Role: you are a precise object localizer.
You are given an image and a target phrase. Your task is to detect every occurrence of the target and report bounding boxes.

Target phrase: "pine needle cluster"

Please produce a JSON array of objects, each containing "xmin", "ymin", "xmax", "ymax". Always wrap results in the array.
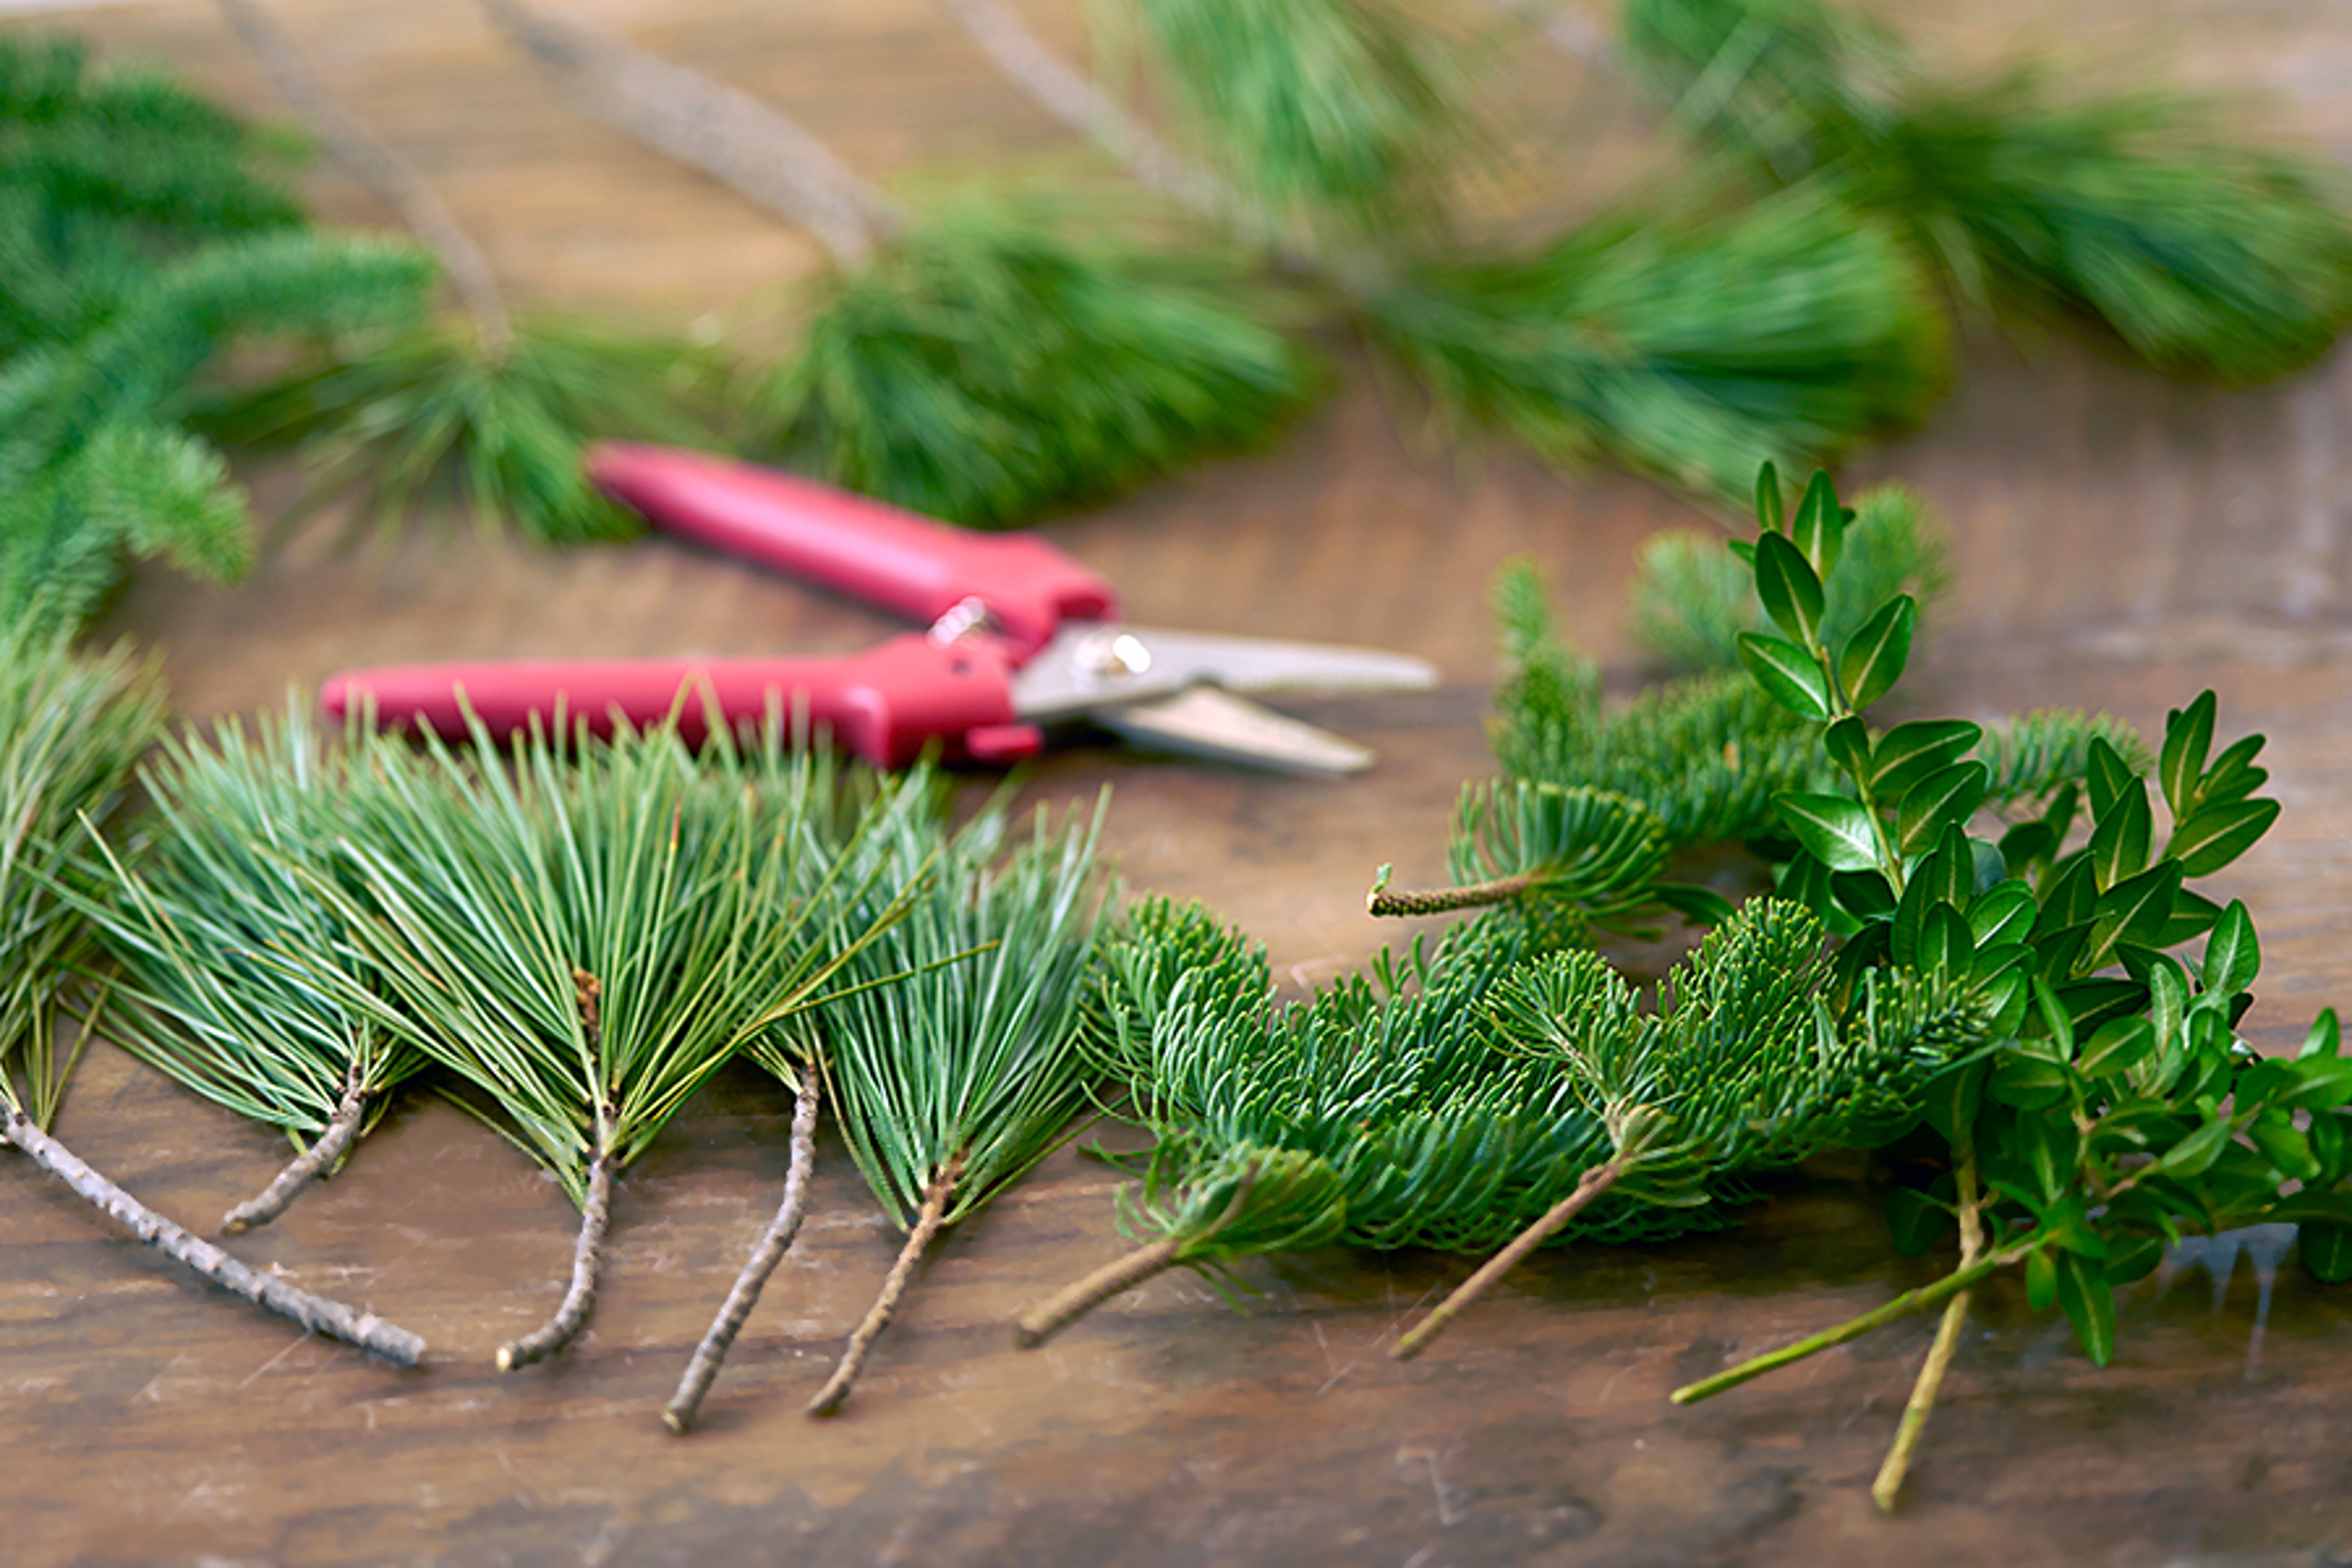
[
  {"xmin": 1622, "ymin": 0, "xmax": 2352, "ymax": 382},
  {"xmin": 1363, "ymin": 184, "xmax": 1948, "ymax": 503},
  {"xmin": 752, "ymin": 198, "xmax": 1322, "ymax": 529}
]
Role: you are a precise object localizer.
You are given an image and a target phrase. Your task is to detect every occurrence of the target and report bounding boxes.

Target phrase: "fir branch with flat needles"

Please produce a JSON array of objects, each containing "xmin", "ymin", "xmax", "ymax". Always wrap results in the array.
[
  {"xmin": 289, "ymin": 709, "xmax": 900, "ymax": 1369},
  {"xmin": 1391, "ymin": 900, "xmax": 1984, "ymax": 1357},
  {"xmin": 1620, "ymin": 0, "xmax": 2352, "ymax": 382},
  {"xmin": 199, "ymin": 0, "xmax": 722, "ymax": 544},
  {"xmin": 1015, "ymin": 901, "xmax": 1629, "ymax": 1348},
  {"xmin": 0, "ymin": 629, "xmax": 423, "ymax": 1362},
  {"xmin": 1629, "ymin": 483, "xmax": 1947, "ymax": 676},
  {"xmin": 1365, "ymin": 779, "xmax": 1670, "ymax": 926},
  {"xmin": 806, "ymin": 791, "xmax": 1113, "ymax": 1412},
  {"xmin": 74, "ymin": 701, "xmax": 429, "ymax": 1234},
  {"xmin": 1363, "ymin": 182, "xmax": 1947, "ymax": 504}
]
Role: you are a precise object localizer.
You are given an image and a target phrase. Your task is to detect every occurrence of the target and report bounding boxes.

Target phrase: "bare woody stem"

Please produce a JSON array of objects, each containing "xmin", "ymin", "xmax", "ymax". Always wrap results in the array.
[
  {"xmin": 1872, "ymin": 1143, "xmax": 1985, "ymax": 1513},
  {"xmin": 213, "ymin": 0, "xmax": 513, "ymax": 356},
  {"xmin": 663, "ymin": 1074, "xmax": 823, "ymax": 1433},
  {"xmin": 1012, "ymin": 1238, "xmax": 1180, "ymax": 1349},
  {"xmin": 1673, "ymin": 1244, "xmax": 2021, "ymax": 1406},
  {"xmin": 1, "ymin": 1102, "xmax": 425, "ymax": 1365},
  {"xmin": 1392, "ymin": 1155, "xmax": 1624, "ymax": 1361},
  {"xmin": 221, "ymin": 1055, "xmax": 370, "ymax": 1235},
  {"xmin": 503, "ymin": 974, "xmax": 616, "ymax": 1373},
  {"xmin": 1368, "ymin": 870, "xmax": 1544, "ymax": 918},
  {"xmin": 806, "ymin": 1152, "xmax": 964, "ymax": 1417},
  {"xmin": 470, "ymin": 0, "xmax": 897, "ymax": 265}
]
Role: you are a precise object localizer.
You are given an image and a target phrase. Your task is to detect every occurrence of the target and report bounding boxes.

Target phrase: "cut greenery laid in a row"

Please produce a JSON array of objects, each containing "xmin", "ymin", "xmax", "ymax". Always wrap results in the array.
[{"xmin": 1019, "ymin": 462, "xmax": 2343, "ymax": 1514}]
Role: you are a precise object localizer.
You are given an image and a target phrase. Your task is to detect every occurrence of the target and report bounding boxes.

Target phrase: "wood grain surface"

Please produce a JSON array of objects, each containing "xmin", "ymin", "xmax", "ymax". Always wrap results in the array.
[{"xmin": 8, "ymin": 2, "xmax": 2352, "ymax": 1564}]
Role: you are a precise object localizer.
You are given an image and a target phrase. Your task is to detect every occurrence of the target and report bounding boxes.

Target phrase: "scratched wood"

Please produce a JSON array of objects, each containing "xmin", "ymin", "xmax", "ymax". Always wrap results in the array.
[{"xmin": 7, "ymin": 1, "xmax": 2352, "ymax": 1564}]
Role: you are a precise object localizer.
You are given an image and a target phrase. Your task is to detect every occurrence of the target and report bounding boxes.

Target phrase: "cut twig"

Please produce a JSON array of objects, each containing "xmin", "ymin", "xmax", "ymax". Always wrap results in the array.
[
  {"xmin": 1392, "ymin": 1154, "xmax": 1624, "ymax": 1360},
  {"xmin": 497, "ymin": 1129, "xmax": 614, "ymax": 1370},
  {"xmin": 2, "ymin": 1102, "xmax": 425, "ymax": 1365},
  {"xmin": 1013, "ymin": 1238, "xmax": 1180, "ymax": 1349},
  {"xmin": 664, "ymin": 1074, "xmax": 823, "ymax": 1433},
  {"xmin": 221, "ymin": 1055, "xmax": 369, "ymax": 1235},
  {"xmin": 1872, "ymin": 1145, "xmax": 1984, "ymax": 1512},
  {"xmin": 807, "ymin": 1152, "xmax": 963, "ymax": 1417},
  {"xmin": 471, "ymin": 0, "xmax": 896, "ymax": 263},
  {"xmin": 1367, "ymin": 870, "xmax": 1542, "ymax": 918},
  {"xmin": 214, "ymin": 0, "xmax": 511, "ymax": 355}
]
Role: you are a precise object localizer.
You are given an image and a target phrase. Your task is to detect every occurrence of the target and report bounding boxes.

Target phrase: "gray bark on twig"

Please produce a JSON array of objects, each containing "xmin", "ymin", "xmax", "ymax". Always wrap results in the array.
[
  {"xmin": 2, "ymin": 1103, "xmax": 426, "ymax": 1365},
  {"xmin": 806, "ymin": 1152, "xmax": 963, "ymax": 1417},
  {"xmin": 663, "ymin": 1074, "xmax": 822, "ymax": 1433},
  {"xmin": 215, "ymin": 0, "xmax": 513, "ymax": 354},
  {"xmin": 472, "ymin": 0, "xmax": 897, "ymax": 265},
  {"xmin": 221, "ymin": 1056, "xmax": 370, "ymax": 1235}
]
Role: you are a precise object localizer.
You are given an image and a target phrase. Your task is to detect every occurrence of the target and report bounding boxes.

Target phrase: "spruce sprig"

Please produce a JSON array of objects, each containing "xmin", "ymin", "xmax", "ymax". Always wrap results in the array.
[
  {"xmin": 803, "ymin": 790, "xmax": 1114, "ymax": 1414},
  {"xmin": 76, "ymin": 700, "xmax": 428, "ymax": 1233},
  {"xmin": 290, "ymin": 709, "xmax": 893, "ymax": 1369}
]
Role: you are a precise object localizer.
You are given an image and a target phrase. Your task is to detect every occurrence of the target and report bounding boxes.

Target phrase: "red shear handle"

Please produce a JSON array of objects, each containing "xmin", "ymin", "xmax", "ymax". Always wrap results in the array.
[
  {"xmin": 320, "ymin": 635, "xmax": 1044, "ymax": 768},
  {"xmin": 586, "ymin": 443, "xmax": 1119, "ymax": 658}
]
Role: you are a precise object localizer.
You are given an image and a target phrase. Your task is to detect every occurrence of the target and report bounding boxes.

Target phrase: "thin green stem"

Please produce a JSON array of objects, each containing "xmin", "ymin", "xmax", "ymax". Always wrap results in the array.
[
  {"xmin": 1392, "ymin": 1156, "xmax": 1626, "ymax": 1360},
  {"xmin": 1672, "ymin": 1243, "xmax": 2020, "ymax": 1406},
  {"xmin": 1871, "ymin": 1142, "xmax": 1983, "ymax": 1512}
]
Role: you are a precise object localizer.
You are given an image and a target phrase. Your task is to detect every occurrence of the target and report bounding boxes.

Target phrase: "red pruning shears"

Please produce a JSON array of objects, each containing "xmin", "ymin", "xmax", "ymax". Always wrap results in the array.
[{"xmin": 322, "ymin": 444, "xmax": 1437, "ymax": 774}]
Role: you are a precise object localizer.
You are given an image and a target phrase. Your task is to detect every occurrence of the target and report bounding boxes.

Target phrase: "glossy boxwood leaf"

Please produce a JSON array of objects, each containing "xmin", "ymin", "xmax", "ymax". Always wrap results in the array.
[
  {"xmin": 2310, "ymin": 1109, "xmax": 2350, "ymax": 1184},
  {"xmin": 1754, "ymin": 460, "xmax": 1785, "ymax": 533},
  {"xmin": 1790, "ymin": 469, "xmax": 1841, "ymax": 571},
  {"xmin": 2033, "ymin": 856, "xmax": 2098, "ymax": 938},
  {"xmin": 2078, "ymin": 1016, "xmax": 2155, "ymax": 1080},
  {"xmin": 2081, "ymin": 861, "xmax": 2183, "ymax": 973},
  {"xmin": 2158, "ymin": 691, "xmax": 2217, "ymax": 820},
  {"xmin": 1885, "ymin": 1187, "xmax": 1952, "ymax": 1256},
  {"xmin": 2153, "ymin": 1115, "xmax": 2234, "ymax": 1178},
  {"xmin": 2201, "ymin": 899, "xmax": 2259, "ymax": 996},
  {"xmin": 1989, "ymin": 1051, "xmax": 2073, "ymax": 1111},
  {"xmin": 2196, "ymin": 734, "xmax": 2269, "ymax": 807},
  {"xmin": 2052, "ymin": 978, "xmax": 2147, "ymax": 1036},
  {"xmin": 2088, "ymin": 780, "xmax": 2152, "ymax": 891},
  {"xmin": 2301, "ymin": 1008, "xmax": 2343, "ymax": 1061},
  {"xmin": 1823, "ymin": 715, "xmax": 1872, "ymax": 780},
  {"xmin": 2168, "ymin": 798, "xmax": 2281, "ymax": 878},
  {"xmin": 2033, "ymin": 921, "xmax": 2090, "ymax": 982},
  {"xmin": 1777, "ymin": 849, "xmax": 1837, "ymax": 921},
  {"xmin": 1968, "ymin": 882, "xmax": 2037, "ymax": 948},
  {"xmin": 2085, "ymin": 737, "xmax": 2137, "ymax": 821},
  {"xmin": 1871, "ymin": 720, "xmax": 1981, "ymax": 798},
  {"xmin": 1999, "ymin": 820, "xmax": 2058, "ymax": 876},
  {"xmin": 1919, "ymin": 903, "xmax": 1974, "ymax": 977},
  {"xmin": 1738, "ymin": 633, "xmax": 1831, "ymax": 721},
  {"xmin": 2147, "ymin": 888, "xmax": 2222, "ymax": 949},
  {"xmin": 1830, "ymin": 868, "xmax": 1897, "ymax": 919},
  {"xmin": 1978, "ymin": 965, "xmax": 2033, "ymax": 1035},
  {"xmin": 2248, "ymin": 1110, "xmax": 2320, "ymax": 1181},
  {"xmin": 2281, "ymin": 1056, "xmax": 2352, "ymax": 1112},
  {"xmin": 2054, "ymin": 1251, "xmax": 2116, "ymax": 1366},
  {"xmin": 1754, "ymin": 532, "xmax": 1825, "ymax": 648},
  {"xmin": 2026, "ymin": 1246, "xmax": 2059, "ymax": 1311},
  {"xmin": 2300, "ymin": 1223, "xmax": 2352, "ymax": 1285},
  {"xmin": 2105, "ymin": 1235, "xmax": 2164, "ymax": 1286},
  {"xmin": 1836, "ymin": 595, "xmax": 1914, "ymax": 712},
  {"xmin": 1775, "ymin": 791, "xmax": 1880, "ymax": 872},
  {"xmin": 1921, "ymin": 1058, "xmax": 1988, "ymax": 1144},
  {"xmin": 1917, "ymin": 825, "xmax": 1976, "ymax": 908},
  {"xmin": 1897, "ymin": 761, "xmax": 1989, "ymax": 855}
]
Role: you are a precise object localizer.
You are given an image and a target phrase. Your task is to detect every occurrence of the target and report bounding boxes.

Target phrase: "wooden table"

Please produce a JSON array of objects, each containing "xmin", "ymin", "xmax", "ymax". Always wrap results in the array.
[{"xmin": 9, "ymin": 2, "xmax": 2352, "ymax": 1562}]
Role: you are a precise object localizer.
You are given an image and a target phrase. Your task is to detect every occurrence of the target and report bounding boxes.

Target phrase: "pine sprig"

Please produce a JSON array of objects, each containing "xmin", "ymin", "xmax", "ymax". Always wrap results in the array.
[
  {"xmin": 802, "ymin": 788, "xmax": 1114, "ymax": 1413},
  {"xmin": 1365, "ymin": 779, "xmax": 1671, "ymax": 929},
  {"xmin": 288, "ymin": 709, "xmax": 888, "ymax": 1368},
  {"xmin": 753, "ymin": 197, "xmax": 1321, "ymax": 529},
  {"xmin": 1363, "ymin": 184, "xmax": 1947, "ymax": 503},
  {"xmin": 1623, "ymin": 0, "xmax": 2352, "ymax": 382},
  {"xmin": 76, "ymin": 700, "xmax": 429, "ymax": 1233}
]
